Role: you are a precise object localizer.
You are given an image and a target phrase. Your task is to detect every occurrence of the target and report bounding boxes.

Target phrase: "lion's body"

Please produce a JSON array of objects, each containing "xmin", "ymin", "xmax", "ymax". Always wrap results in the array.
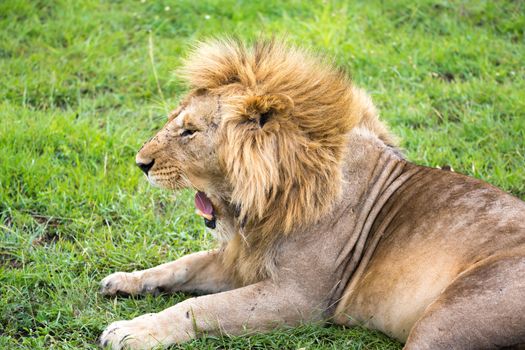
[
  {"xmin": 333, "ymin": 151, "xmax": 525, "ymax": 344},
  {"xmin": 99, "ymin": 39, "xmax": 525, "ymax": 350}
]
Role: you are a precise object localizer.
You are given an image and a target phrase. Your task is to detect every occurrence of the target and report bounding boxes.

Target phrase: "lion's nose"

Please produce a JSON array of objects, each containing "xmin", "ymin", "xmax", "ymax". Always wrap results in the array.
[{"xmin": 136, "ymin": 159, "xmax": 155, "ymax": 174}]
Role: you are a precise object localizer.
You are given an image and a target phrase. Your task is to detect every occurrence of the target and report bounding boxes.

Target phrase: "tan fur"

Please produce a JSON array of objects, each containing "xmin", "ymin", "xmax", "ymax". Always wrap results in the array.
[{"xmin": 100, "ymin": 39, "xmax": 525, "ymax": 350}]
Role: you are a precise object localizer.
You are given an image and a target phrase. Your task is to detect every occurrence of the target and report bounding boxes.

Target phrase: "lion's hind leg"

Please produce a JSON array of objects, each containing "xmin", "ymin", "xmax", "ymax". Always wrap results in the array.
[
  {"xmin": 405, "ymin": 253, "xmax": 525, "ymax": 350},
  {"xmin": 100, "ymin": 249, "xmax": 234, "ymax": 297}
]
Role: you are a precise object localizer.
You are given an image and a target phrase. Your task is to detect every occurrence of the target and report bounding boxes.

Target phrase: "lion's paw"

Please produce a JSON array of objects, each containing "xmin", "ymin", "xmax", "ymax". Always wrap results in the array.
[
  {"xmin": 100, "ymin": 272, "xmax": 142, "ymax": 296},
  {"xmin": 99, "ymin": 314, "xmax": 168, "ymax": 350}
]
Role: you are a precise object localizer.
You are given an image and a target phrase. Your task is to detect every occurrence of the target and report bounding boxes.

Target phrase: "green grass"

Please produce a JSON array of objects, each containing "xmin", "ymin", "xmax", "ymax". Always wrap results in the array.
[{"xmin": 1, "ymin": 0, "xmax": 524, "ymax": 348}]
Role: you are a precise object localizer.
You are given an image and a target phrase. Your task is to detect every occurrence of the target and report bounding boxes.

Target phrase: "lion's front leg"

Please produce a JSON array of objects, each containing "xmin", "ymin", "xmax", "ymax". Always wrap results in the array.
[
  {"xmin": 100, "ymin": 280, "xmax": 320, "ymax": 350},
  {"xmin": 100, "ymin": 249, "xmax": 233, "ymax": 296}
]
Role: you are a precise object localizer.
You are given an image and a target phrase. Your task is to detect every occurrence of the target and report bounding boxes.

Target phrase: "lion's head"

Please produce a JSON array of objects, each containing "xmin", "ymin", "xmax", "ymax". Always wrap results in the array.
[{"xmin": 136, "ymin": 39, "xmax": 394, "ymax": 281}]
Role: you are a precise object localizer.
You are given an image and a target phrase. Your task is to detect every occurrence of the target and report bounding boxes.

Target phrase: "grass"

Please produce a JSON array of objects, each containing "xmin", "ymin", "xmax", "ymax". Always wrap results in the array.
[{"xmin": 0, "ymin": 0, "xmax": 523, "ymax": 348}]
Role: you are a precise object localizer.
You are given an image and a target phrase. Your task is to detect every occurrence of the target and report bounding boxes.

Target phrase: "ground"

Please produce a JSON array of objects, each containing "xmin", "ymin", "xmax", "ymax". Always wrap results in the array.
[{"xmin": 1, "ymin": 0, "xmax": 524, "ymax": 349}]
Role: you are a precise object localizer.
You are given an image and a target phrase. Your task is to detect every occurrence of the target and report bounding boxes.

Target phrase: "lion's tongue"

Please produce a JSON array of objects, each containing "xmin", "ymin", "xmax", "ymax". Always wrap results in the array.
[{"xmin": 195, "ymin": 191, "xmax": 214, "ymax": 221}]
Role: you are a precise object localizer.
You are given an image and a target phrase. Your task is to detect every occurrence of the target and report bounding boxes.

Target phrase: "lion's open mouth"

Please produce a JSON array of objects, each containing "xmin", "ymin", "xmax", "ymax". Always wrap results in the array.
[{"xmin": 195, "ymin": 191, "xmax": 216, "ymax": 229}]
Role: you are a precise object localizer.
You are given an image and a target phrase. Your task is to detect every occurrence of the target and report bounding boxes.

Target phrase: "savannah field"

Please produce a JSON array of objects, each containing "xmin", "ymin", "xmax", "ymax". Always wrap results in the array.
[{"xmin": 1, "ymin": 0, "xmax": 524, "ymax": 349}]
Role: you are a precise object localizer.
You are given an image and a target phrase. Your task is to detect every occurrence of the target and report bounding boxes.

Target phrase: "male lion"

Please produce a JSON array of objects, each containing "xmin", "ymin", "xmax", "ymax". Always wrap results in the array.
[{"xmin": 100, "ymin": 39, "xmax": 525, "ymax": 349}]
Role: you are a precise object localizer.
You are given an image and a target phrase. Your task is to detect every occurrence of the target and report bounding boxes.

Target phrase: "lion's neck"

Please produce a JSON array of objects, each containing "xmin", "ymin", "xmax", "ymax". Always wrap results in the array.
[{"xmin": 325, "ymin": 129, "xmax": 415, "ymax": 314}]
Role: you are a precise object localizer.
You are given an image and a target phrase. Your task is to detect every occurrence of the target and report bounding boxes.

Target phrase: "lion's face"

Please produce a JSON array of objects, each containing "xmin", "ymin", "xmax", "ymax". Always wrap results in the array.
[{"xmin": 135, "ymin": 91, "xmax": 224, "ymax": 193}]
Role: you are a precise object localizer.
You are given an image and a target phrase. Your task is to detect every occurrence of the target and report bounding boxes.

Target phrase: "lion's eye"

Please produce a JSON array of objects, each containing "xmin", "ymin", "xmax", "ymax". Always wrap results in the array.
[{"xmin": 180, "ymin": 129, "xmax": 196, "ymax": 137}]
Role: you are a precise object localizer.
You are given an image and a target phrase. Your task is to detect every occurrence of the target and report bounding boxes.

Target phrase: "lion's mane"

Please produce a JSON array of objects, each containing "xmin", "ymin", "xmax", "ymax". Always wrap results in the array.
[{"xmin": 179, "ymin": 39, "xmax": 395, "ymax": 284}]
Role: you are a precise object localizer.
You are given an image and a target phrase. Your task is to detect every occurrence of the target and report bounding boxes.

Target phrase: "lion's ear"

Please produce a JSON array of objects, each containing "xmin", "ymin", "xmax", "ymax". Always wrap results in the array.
[
  {"xmin": 222, "ymin": 93, "xmax": 293, "ymax": 223},
  {"xmin": 243, "ymin": 94, "xmax": 293, "ymax": 128}
]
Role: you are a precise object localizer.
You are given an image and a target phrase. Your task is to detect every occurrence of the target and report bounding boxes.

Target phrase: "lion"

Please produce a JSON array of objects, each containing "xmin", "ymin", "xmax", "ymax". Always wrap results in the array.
[{"xmin": 99, "ymin": 39, "xmax": 525, "ymax": 349}]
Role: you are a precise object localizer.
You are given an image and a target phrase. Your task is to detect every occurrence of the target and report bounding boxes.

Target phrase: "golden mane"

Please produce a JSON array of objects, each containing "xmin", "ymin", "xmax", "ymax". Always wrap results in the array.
[{"xmin": 179, "ymin": 39, "xmax": 395, "ymax": 284}]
